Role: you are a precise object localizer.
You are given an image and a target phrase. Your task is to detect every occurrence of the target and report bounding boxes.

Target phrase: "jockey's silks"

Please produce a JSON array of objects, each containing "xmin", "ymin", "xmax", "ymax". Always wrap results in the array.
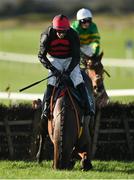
[
  {"xmin": 71, "ymin": 21, "xmax": 100, "ymax": 46},
  {"xmin": 48, "ymin": 38, "xmax": 71, "ymax": 57}
]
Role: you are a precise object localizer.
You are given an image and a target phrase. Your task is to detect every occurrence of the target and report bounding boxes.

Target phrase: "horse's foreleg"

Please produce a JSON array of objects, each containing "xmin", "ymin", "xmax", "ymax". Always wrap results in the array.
[
  {"xmin": 80, "ymin": 148, "xmax": 93, "ymax": 171},
  {"xmin": 53, "ymin": 130, "xmax": 60, "ymax": 169},
  {"xmin": 79, "ymin": 116, "xmax": 93, "ymax": 171},
  {"xmin": 36, "ymin": 133, "xmax": 43, "ymax": 163},
  {"xmin": 36, "ymin": 120, "xmax": 48, "ymax": 163}
]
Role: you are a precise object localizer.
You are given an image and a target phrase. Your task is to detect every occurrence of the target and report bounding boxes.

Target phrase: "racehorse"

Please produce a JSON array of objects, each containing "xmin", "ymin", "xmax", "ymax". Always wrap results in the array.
[
  {"xmin": 81, "ymin": 52, "xmax": 110, "ymax": 109},
  {"xmin": 36, "ymin": 75, "xmax": 93, "ymax": 170}
]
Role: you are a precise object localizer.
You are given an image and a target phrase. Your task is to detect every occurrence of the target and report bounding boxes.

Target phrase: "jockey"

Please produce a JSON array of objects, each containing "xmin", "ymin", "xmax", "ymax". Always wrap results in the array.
[
  {"xmin": 72, "ymin": 9, "xmax": 109, "ymax": 108},
  {"xmin": 71, "ymin": 8, "xmax": 101, "ymax": 58},
  {"xmin": 38, "ymin": 14, "xmax": 94, "ymax": 125}
]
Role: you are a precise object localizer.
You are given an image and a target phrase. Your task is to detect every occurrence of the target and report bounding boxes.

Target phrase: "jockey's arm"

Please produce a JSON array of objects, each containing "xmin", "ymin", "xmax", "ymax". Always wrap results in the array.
[
  {"xmin": 38, "ymin": 29, "xmax": 58, "ymax": 73},
  {"xmin": 66, "ymin": 29, "xmax": 80, "ymax": 74},
  {"xmin": 89, "ymin": 23, "xmax": 101, "ymax": 56}
]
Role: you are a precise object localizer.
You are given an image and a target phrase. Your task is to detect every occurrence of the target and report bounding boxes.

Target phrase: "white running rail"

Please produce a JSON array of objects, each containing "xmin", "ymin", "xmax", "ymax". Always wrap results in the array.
[
  {"xmin": 0, "ymin": 51, "xmax": 134, "ymax": 67},
  {"xmin": 0, "ymin": 89, "xmax": 134, "ymax": 101}
]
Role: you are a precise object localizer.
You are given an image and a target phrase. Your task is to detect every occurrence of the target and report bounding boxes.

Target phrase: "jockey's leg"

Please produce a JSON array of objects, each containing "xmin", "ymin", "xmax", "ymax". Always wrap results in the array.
[
  {"xmin": 81, "ymin": 70, "xmax": 95, "ymax": 115},
  {"xmin": 42, "ymin": 84, "xmax": 54, "ymax": 119},
  {"xmin": 86, "ymin": 87, "xmax": 95, "ymax": 116},
  {"xmin": 69, "ymin": 64, "xmax": 94, "ymax": 116},
  {"xmin": 36, "ymin": 85, "xmax": 54, "ymax": 163},
  {"xmin": 41, "ymin": 84, "xmax": 54, "ymax": 127},
  {"xmin": 76, "ymin": 83, "xmax": 93, "ymax": 116}
]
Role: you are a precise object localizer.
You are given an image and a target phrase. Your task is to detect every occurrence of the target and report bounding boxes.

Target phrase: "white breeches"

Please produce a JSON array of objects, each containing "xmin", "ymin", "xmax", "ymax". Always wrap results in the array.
[
  {"xmin": 80, "ymin": 45, "xmax": 94, "ymax": 57},
  {"xmin": 47, "ymin": 55, "xmax": 84, "ymax": 87}
]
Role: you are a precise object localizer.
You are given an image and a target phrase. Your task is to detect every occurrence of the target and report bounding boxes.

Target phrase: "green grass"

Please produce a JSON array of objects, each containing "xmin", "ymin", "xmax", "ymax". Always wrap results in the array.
[
  {"xmin": 101, "ymin": 28, "xmax": 134, "ymax": 58},
  {"xmin": 95, "ymin": 14, "xmax": 134, "ymax": 58},
  {"xmin": 104, "ymin": 66, "xmax": 134, "ymax": 89},
  {"xmin": 0, "ymin": 160, "xmax": 134, "ymax": 179},
  {"xmin": 100, "ymin": 26, "xmax": 134, "ymax": 59},
  {"xmin": 0, "ymin": 60, "xmax": 47, "ymax": 93},
  {"xmin": 0, "ymin": 27, "xmax": 40, "ymax": 54},
  {"xmin": 104, "ymin": 66, "xmax": 134, "ymax": 102}
]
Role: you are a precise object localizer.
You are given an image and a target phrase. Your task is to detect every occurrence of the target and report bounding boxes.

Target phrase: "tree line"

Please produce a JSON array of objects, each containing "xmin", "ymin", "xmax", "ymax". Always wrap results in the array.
[{"xmin": 0, "ymin": 0, "xmax": 134, "ymax": 18}]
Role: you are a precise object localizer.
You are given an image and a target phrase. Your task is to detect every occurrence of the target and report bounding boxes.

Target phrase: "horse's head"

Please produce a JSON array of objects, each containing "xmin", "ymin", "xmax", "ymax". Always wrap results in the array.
[
  {"xmin": 82, "ymin": 52, "xmax": 104, "ymax": 96},
  {"xmin": 82, "ymin": 52, "xmax": 109, "ymax": 108}
]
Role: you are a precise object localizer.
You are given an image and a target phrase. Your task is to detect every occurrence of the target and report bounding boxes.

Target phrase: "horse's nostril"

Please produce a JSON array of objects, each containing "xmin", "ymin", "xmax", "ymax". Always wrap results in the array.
[{"xmin": 94, "ymin": 86, "xmax": 97, "ymax": 90}]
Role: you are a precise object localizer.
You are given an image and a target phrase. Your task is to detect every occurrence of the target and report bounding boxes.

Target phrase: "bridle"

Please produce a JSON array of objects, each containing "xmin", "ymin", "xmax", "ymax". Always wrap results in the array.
[{"xmin": 81, "ymin": 52, "xmax": 110, "ymax": 96}]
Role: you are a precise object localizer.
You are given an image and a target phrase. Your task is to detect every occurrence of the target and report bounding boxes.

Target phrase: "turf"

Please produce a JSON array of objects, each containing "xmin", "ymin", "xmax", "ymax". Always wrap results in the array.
[{"xmin": 0, "ymin": 160, "xmax": 134, "ymax": 179}]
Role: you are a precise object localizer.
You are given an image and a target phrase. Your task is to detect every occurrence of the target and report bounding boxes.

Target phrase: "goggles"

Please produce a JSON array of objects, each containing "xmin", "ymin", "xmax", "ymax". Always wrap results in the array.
[
  {"xmin": 56, "ymin": 30, "xmax": 67, "ymax": 34},
  {"xmin": 80, "ymin": 18, "xmax": 91, "ymax": 24}
]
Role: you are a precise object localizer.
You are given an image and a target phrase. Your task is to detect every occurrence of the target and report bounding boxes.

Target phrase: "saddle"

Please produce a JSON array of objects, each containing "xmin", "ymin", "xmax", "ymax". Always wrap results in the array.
[
  {"xmin": 51, "ymin": 79, "xmax": 83, "ymax": 109},
  {"xmin": 49, "ymin": 71, "xmax": 94, "ymax": 118}
]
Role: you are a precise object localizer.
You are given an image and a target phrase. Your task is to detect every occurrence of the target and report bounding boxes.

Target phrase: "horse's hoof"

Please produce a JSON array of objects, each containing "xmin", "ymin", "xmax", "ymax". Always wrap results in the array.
[{"xmin": 81, "ymin": 159, "xmax": 93, "ymax": 171}]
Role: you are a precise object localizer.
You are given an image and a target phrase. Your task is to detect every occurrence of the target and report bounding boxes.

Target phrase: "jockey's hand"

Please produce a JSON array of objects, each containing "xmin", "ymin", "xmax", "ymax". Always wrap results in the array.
[
  {"xmin": 53, "ymin": 69, "xmax": 61, "ymax": 77},
  {"xmin": 61, "ymin": 71, "xmax": 70, "ymax": 82},
  {"xmin": 50, "ymin": 65, "xmax": 61, "ymax": 77},
  {"xmin": 65, "ymin": 69, "xmax": 70, "ymax": 76}
]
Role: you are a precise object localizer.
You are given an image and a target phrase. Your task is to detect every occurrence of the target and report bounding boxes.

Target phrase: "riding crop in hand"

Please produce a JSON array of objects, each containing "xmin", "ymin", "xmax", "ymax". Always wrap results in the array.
[{"xmin": 19, "ymin": 73, "xmax": 55, "ymax": 92}]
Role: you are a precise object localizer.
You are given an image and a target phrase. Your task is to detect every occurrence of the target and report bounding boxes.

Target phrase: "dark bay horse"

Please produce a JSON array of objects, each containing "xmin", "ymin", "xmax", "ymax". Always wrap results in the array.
[
  {"xmin": 36, "ymin": 76, "xmax": 92, "ymax": 170},
  {"xmin": 81, "ymin": 52, "xmax": 110, "ymax": 109}
]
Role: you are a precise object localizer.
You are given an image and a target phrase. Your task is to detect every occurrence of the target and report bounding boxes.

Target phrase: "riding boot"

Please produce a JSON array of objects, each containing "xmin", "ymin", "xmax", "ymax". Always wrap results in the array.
[
  {"xmin": 81, "ymin": 70, "xmax": 95, "ymax": 115},
  {"xmin": 76, "ymin": 83, "xmax": 92, "ymax": 116},
  {"xmin": 41, "ymin": 84, "xmax": 54, "ymax": 121},
  {"xmin": 39, "ymin": 84, "xmax": 54, "ymax": 142},
  {"xmin": 36, "ymin": 85, "xmax": 54, "ymax": 163}
]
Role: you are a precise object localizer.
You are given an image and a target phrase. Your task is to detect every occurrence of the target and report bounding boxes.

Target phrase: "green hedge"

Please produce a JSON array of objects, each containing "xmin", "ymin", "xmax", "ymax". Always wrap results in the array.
[{"xmin": 0, "ymin": 102, "xmax": 134, "ymax": 160}]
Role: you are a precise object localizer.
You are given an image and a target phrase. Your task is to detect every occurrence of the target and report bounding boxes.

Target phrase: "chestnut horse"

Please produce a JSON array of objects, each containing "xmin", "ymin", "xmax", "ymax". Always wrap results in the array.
[
  {"xmin": 36, "ymin": 76, "xmax": 93, "ymax": 170},
  {"xmin": 81, "ymin": 52, "xmax": 110, "ymax": 109}
]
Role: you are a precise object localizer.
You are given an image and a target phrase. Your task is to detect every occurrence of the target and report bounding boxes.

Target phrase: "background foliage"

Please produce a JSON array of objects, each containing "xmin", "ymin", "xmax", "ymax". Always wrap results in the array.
[{"xmin": 0, "ymin": 0, "xmax": 134, "ymax": 17}]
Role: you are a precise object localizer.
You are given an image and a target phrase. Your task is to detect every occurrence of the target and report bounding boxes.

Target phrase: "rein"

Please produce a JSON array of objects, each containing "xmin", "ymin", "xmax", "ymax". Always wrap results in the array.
[
  {"xmin": 103, "ymin": 69, "xmax": 111, "ymax": 77},
  {"xmin": 82, "ymin": 51, "xmax": 110, "ymax": 79},
  {"xmin": 85, "ymin": 62, "xmax": 110, "ymax": 78},
  {"xmin": 50, "ymin": 86, "xmax": 56, "ymax": 120}
]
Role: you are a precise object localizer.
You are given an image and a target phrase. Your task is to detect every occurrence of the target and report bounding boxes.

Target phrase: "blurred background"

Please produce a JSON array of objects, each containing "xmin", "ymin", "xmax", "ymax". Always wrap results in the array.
[{"xmin": 0, "ymin": 0, "xmax": 134, "ymax": 104}]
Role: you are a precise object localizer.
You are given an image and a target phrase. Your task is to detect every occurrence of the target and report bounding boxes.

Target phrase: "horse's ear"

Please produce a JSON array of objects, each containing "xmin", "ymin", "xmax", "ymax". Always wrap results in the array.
[{"xmin": 99, "ymin": 51, "xmax": 104, "ymax": 61}]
